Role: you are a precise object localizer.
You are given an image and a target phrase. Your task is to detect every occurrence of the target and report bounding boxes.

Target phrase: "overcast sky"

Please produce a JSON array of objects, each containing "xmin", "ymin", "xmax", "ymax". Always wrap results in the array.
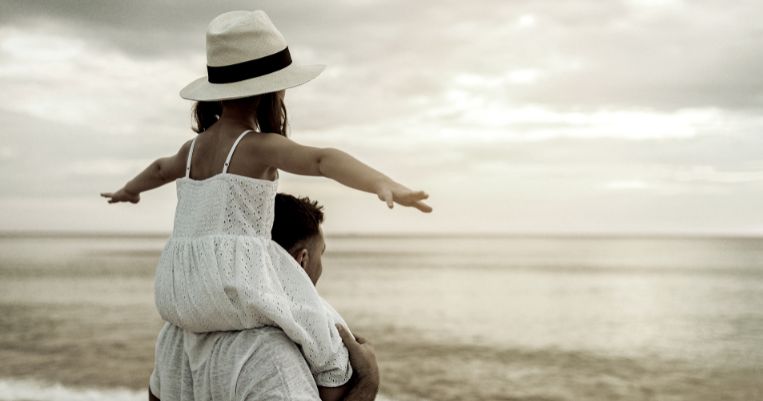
[{"xmin": 1, "ymin": 0, "xmax": 762, "ymax": 235}]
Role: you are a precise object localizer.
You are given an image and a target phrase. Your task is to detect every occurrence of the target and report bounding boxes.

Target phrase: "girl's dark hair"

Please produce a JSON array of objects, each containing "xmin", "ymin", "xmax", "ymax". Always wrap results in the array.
[
  {"xmin": 192, "ymin": 92, "xmax": 288, "ymax": 135},
  {"xmin": 272, "ymin": 193, "xmax": 324, "ymax": 252}
]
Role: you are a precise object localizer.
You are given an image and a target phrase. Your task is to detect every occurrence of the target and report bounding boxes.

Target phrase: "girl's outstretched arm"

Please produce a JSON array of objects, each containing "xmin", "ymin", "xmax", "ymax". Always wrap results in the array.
[
  {"xmin": 252, "ymin": 134, "xmax": 432, "ymax": 213},
  {"xmin": 100, "ymin": 140, "xmax": 192, "ymax": 204}
]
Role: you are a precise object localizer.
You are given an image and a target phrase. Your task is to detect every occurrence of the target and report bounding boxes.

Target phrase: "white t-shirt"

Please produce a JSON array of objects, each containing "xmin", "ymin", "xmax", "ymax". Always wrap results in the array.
[{"xmin": 150, "ymin": 321, "xmax": 327, "ymax": 401}]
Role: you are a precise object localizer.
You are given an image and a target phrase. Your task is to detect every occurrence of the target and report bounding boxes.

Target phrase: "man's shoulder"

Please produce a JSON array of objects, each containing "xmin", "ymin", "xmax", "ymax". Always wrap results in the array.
[{"xmin": 183, "ymin": 325, "xmax": 304, "ymax": 361}]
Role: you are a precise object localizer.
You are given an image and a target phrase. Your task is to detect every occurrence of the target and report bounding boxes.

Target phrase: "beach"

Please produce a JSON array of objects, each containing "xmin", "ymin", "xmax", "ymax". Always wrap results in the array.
[{"xmin": 0, "ymin": 233, "xmax": 761, "ymax": 400}]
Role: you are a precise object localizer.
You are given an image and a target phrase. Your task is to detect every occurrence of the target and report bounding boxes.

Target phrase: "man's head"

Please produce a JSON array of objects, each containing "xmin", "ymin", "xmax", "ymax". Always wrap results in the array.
[{"xmin": 271, "ymin": 193, "xmax": 326, "ymax": 285}]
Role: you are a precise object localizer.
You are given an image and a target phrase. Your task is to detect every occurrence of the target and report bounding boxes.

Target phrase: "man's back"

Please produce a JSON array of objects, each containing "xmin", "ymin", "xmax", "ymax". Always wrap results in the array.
[{"xmin": 150, "ymin": 322, "xmax": 321, "ymax": 401}]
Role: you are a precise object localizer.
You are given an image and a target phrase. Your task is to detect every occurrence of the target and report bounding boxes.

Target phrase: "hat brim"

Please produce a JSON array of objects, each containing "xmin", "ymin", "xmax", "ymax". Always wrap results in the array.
[{"xmin": 179, "ymin": 63, "xmax": 325, "ymax": 101}]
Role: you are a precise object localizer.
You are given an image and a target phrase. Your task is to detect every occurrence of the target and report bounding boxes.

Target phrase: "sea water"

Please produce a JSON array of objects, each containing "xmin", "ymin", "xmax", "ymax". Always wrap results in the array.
[{"xmin": 0, "ymin": 233, "xmax": 761, "ymax": 400}]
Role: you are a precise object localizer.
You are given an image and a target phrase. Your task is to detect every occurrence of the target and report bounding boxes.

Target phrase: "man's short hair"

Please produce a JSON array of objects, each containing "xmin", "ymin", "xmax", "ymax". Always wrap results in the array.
[{"xmin": 272, "ymin": 193, "xmax": 324, "ymax": 251}]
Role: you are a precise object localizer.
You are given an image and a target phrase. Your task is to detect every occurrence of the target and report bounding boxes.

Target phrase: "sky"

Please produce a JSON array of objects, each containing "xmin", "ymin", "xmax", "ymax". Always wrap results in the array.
[{"xmin": 1, "ymin": 0, "xmax": 762, "ymax": 235}]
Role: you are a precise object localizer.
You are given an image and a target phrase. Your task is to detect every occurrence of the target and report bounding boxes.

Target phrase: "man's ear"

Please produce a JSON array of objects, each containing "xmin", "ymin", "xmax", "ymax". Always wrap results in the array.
[{"xmin": 294, "ymin": 248, "xmax": 309, "ymax": 269}]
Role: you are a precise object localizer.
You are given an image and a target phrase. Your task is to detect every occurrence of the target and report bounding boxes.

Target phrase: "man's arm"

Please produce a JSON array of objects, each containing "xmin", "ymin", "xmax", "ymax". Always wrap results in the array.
[
  {"xmin": 316, "ymin": 324, "xmax": 379, "ymax": 401},
  {"xmin": 336, "ymin": 324, "xmax": 380, "ymax": 401},
  {"xmin": 318, "ymin": 382, "xmax": 352, "ymax": 401}
]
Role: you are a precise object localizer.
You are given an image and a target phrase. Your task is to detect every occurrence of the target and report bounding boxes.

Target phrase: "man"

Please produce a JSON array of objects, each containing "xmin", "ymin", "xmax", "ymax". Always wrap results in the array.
[{"xmin": 149, "ymin": 194, "xmax": 379, "ymax": 401}]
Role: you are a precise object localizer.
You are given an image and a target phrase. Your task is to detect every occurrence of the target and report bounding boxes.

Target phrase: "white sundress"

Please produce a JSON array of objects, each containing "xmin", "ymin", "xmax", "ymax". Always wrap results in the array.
[{"xmin": 153, "ymin": 129, "xmax": 352, "ymax": 387}]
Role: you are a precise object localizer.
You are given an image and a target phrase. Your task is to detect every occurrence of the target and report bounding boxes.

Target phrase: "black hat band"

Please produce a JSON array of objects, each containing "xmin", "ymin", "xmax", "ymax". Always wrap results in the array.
[{"xmin": 207, "ymin": 47, "xmax": 292, "ymax": 84}]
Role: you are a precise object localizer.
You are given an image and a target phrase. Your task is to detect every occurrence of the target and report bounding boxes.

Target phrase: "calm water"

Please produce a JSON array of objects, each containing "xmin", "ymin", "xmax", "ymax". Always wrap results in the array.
[{"xmin": 0, "ymin": 233, "xmax": 762, "ymax": 400}]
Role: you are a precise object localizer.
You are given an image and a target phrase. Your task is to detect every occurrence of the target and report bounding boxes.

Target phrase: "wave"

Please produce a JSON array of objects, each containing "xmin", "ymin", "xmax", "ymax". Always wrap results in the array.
[
  {"xmin": 0, "ymin": 378, "xmax": 143, "ymax": 401},
  {"xmin": 0, "ymin": 378, "xmax": 399, "ymax": 401}
]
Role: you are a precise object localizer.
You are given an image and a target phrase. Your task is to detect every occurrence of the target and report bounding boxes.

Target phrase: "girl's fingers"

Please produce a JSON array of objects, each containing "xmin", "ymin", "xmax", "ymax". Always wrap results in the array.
[
  {"xmin": 393, "ymin": 191, "xmax": 427, "ymax": 202},
  {"xmin": 335, "ymin": 324, "xmax": 358, "ymax": 347},
  {"xmin": 378, "ymin": 188, "xmax": 393, "ymax": 208},
  {"xmin": 101, "ymin": 192, "xmax": 116, "ymax": 203},
  {"xmin": 414, "ymin": 201, "xmax": 432, "ymax": 213},
  {"xmin": 400, "ymin": 192, "xmax": 428, "ymax": 203}
]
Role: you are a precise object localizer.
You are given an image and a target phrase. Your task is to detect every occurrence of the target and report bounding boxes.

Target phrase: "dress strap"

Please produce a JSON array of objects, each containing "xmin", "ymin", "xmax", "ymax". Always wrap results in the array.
[
  {"xmin": 185, "ymin": 135, "xmax": 199, "ymax": 178},
  {"xmin": 222, "ymin": 129, "xmax": 253, "ymax": 173}
]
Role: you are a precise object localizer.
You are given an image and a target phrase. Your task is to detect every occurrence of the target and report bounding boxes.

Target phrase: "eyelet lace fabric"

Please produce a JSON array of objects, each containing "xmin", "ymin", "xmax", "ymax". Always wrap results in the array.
[{"xmin": 153, "ymin": 130, "xmax": 352, "ymax": 386}]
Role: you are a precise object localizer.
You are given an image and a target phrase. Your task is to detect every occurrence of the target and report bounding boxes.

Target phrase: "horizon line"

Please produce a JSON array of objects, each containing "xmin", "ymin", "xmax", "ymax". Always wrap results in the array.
[{"xmin": 1, "ymin": 229, "xmax": 762, "ymax": 240}]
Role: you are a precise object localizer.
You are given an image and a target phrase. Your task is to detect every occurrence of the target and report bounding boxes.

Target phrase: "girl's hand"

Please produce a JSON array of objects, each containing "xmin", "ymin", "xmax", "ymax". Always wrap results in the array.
[
  {"xmin": 375, "ymin": 181, "xmax": 432, "ymax": 213},
  {"xmin": 100, "ymin": 188, "xmax": 140, "ymax": 204}
]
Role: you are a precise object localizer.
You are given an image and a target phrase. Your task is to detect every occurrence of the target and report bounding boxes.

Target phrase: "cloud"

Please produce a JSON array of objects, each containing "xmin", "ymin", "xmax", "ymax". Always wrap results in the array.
[
  {"xmin": 2, "ymin": 0, "xmax": 763, "ymax": 234},
  {"xmin": 3, "ymin": 0, "xmax": 763, "ymax": 113},
  {"xmin": 603, "ymin": 180, "xmax": 650, "ymax": 190}
]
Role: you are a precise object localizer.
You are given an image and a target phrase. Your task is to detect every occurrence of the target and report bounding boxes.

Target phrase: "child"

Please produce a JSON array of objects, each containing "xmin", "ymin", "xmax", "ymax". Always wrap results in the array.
[{"xmin": 100, "ymin": 9, "xmax": 430, "ymax": 394}]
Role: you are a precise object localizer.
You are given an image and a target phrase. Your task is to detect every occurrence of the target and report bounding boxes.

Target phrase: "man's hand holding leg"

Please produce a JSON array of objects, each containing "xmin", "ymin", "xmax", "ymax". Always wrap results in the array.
[{"xmin": 336, "ymin": 324, "xmax": 379, "ymax": 401}]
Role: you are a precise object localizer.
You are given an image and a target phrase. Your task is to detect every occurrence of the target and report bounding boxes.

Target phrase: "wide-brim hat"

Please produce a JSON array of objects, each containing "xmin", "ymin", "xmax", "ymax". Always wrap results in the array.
[{"xmin": 180, "ymin": 10, "xmax": 324, "ymax": 101}]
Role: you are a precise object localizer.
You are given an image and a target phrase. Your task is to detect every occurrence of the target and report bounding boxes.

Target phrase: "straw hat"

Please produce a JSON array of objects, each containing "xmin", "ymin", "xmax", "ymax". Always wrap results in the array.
[{"xmin": 180, "ymin": 10, "xmax": 324, "ymax": 101}]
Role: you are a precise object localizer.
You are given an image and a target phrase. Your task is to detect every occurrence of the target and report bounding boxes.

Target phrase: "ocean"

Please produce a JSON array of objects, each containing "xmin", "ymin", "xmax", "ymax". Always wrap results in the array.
[{"xmin": 0, "ymin": 233, "xmax": 761, "ymax": 401}]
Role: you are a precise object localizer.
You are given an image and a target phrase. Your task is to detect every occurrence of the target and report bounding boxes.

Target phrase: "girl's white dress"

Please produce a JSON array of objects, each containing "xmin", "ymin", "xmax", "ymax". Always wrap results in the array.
[{"xmin": 154, "ymin": 129, "xmax": 352, "ymax": 387}]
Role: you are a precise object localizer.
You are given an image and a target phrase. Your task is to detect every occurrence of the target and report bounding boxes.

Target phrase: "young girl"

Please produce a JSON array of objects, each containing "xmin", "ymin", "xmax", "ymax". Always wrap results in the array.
[{"xmin": 100, "ymin": 9, "xmax": 430, "ymax": 396}]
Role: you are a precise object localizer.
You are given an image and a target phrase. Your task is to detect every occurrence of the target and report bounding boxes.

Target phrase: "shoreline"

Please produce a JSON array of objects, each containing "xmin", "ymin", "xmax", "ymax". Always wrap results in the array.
[{"xmin": 0, "ymin": 378, "xmax": 400, "ymax": 401}]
